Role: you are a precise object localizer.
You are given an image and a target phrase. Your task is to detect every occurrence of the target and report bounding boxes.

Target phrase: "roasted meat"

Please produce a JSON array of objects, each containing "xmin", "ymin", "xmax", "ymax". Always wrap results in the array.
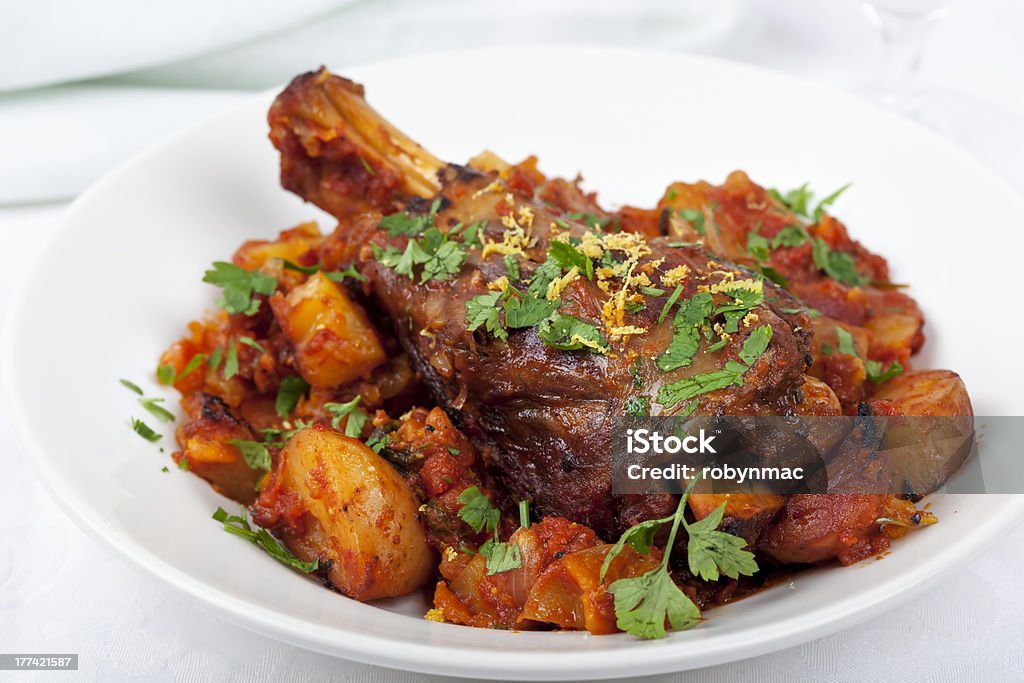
[{"xmin": 269, "ymin": 69, "xmax": 829, "ymax": 539}]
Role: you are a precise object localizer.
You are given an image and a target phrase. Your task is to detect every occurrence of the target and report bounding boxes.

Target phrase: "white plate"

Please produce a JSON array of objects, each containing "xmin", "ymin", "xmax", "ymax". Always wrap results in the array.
[{"xmin": 4, "ymin": 47, "xmax": 1024, "ymax": 680}]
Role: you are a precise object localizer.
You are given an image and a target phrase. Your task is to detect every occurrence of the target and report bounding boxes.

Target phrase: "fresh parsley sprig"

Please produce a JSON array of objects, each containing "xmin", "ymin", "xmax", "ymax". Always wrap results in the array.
[{"xmin": 601, "ymin": 474, "xmax": 758, "ymax": 639}]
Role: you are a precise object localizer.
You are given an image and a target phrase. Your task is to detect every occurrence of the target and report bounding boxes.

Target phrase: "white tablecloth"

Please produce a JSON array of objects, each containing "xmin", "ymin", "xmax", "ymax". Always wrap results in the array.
[{"xmin": 2, "ymin": 1, "xmax": 1023, "ymax": 680}]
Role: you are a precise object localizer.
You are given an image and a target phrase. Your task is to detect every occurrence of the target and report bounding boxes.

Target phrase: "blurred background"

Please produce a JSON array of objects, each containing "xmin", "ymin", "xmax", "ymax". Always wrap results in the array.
[{"xmin": 1, "ymin": 1, "xmax": 1022, "ymax": 681}]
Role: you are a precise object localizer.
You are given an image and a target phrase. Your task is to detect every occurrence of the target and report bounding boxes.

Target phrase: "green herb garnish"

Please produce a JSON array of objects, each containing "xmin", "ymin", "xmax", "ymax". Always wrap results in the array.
[
  {"xmin": 465, "ymin": 290, "xmax": 509, "ymax": 340},
  {"xmin": 835, "ymin": 327, "xmax": 858, "ymax": 356},
  {"xmin": 275, "ymin": 375, "xmax": 310, "ymax": 418},
  {"xmin": 602, "ymin": 475, "xmax": 757, "ymax": 639},
  {"xmin": 548, "ymin": 240, "xmax": 594, "ymax": 281},
  {"xmin": 624, "ymin": 396, "xmax": 651, "ymax": 417},
  {"xmin": 213, "ymin": 507, "xmax": 318, "ymax": 573},
  {"xmin": 657, "ymin": 325, "xmax": 773, "ymax": 410},
  {"xmin": 140, "ymin": 397, "xmax": 174, "ymax": 423},
  {"xmin": 227, "ymin": 439, "xmax": 272, "ymax": 471},
  {"xmin": 537, "ymin": 314, "xmax": 608, "ymax": 353},
  {"xmin": 223, "ymin": 339, "xmax": 239, "ymax": 380},
  {"xmin": 120, "ymin": 379, "xmax": 143, "ymax": 395},
  {"xmin": 131, "ymin": 418, "xmax": 161, "ymax": 442},
  {"xmin": 202, "ymin": 262, "xmax": 277, "ymax": 316},
  {"xmin": 866, "ymin": 359, "xmax": 904, "ymax": 384},
  {"xmin": 504, "ymin": 289, "xmax": 559, "ymax": 329},
  {"xmin": 324, "ymin": 396, "xmax": 371, "ymax": 438}
]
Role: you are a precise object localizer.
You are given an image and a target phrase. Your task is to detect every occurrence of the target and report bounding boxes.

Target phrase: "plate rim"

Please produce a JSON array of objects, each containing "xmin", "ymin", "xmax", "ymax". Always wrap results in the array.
[{"xmin": 5, "ymin": 45, "xmax": 1024, "ymax": 680}]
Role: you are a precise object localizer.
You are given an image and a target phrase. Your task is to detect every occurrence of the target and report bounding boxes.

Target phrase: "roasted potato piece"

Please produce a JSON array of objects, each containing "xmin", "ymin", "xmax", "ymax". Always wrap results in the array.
[
  {"xmin": 175, "ymin": 392, "xmax": 264, "ymax": 504},
  {"xmin": 521, "ymin": 544, "xmax": 661, "ymax": 634},
  {"xmin": 873, "ymin": 369, "xmax": 973, "ymax": 416},
  {"xmin": 252, "ymin": 426, "xmax": 433, "ymax": 600},
  {"xmin": 270, "ymin": 272, "xmax": 386, "ymax": 388},
  {"xmin": 873, "ymin": 370, "xmax": 974, "ymax": 497}
]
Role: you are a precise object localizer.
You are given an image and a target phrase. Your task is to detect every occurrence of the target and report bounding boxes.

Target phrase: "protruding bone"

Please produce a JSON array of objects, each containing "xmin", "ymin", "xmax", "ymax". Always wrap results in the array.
[{"xmin": 269, "ymin": 68, "xmax": 444, "ymax": 217}]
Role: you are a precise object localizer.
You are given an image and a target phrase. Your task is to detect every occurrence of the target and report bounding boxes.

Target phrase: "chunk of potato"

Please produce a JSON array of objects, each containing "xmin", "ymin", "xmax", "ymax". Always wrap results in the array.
[
  {"xmin": 254, "ymin": 426, "xmax": 433, "ymax": 600},
  {"xmin": 873, "ymin": 370, "xmax": 973, "ymax": 417},
  {"xmin": 270, "ymin": 272, "xmax": 386, "ymax": 388},
  {"xmin": 873, "ymin": 370, "xmax": 974, "ymax": 497},
  {"xmin": 176, "ymin": 392, "xmax": 264, "ymax": 504}
]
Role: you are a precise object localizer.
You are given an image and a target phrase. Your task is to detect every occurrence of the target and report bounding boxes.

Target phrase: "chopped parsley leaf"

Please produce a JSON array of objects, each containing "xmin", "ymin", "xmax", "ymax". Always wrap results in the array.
[
  {"xmin": 324, "ymin": 264, "xmax": 367, "ymax": 283},
  {"xmin": 624, "ymin": 396, "xmax": 651, "ymax": 417},
  {"xmin": 131, "ymin": 418, "xmax": 161, "ymax": 442},
  {"xmin": 866, "ymin": 359, "xmax": 904, "ymax": 384},
  {"xmin": 202, "ymin": 262, "xmax": 276, "ymax": 316},
  {"xmin": 503, "ymin": 289, "xmax": 559, "ymax": 329},
  {"xmin": 769, "ymin": 183, "xmax": 814, "ymax": 217},
  {"xmin": 526, "ymin": 259, "xmax": 564, "ymax": 299},
  {"xmin": 602, "ymin": 474, "xmax": 755, "ymax": 640},
  {"xmin": 457, "ymin": 486, "xmax": 522, "ymax": 575},
  {"xmin": 812, "ymin": 238, "xmax": 867, "ymax": 286},
  {"xmin": 625, "ymin": 300, "xmax": 646, "ymax": 314},
  {"xmin": 685, "ymin": 500, "xmax": 760, "ymax": 581},
  {"xmin": 177, "ymin": 354, "xmax": 207, "ymax": 382},
  {"xmin": 156, "ymin": 365, "xmax": 175, "ymax": 386},
  {"xmin": 746, "ymin": 228, "xmax": 771, "ymax": 263},
  {"xmin": 213, "ymin": 507, "xmax": 318, "ymax": 573},
  {"xmin": 548, "ymin": 240, "xmax": 594, "ymax": 280},
  {"xmin": 478, "ymin": 539, "xmax": 522, "ymax": 576},
  {"xmin": 275, "ymin": 375, "xmax": 310, "ymax": 418},
  {"xmin": 324, "ymin": 396, "xmax": 371, "ymax": 438},
  {"xmin": 457, "ymin": 486, "xmax": 500, "ymax": 534},
  {"xmin": 120, "ymin": 379, "xmax": 143, "ymax": 395},
  {"xmin": 537, "ymin": 314, "xmax": 608, "ymax": 353},
  {"xmin": 227, "ymin": 439, "xmax": 271, "ymax": 471},
  {"xmin": 772, "ymin": 225, "xmax": 809, "ymax": 249},
  {"xmin": 465, "ymin": 290, "xmax": 509, "ymax": 340},
  {"xmin": 378, "ymin": 199, "xmax": 442, "ymax": 237},
  {"xmin": 630, "ymin": 358, "xmax": 644, "ymax": 389},
  {"xmin": 281, "ymin": 259, "xmax": 320, "ymax": 276},
  {"xmin": 503, "ymin": 255, "xmax": 521, "ymax": 282},
  {"xmin": 657, "ymin": 284, "xmax": 684, "ymax": 325},
  {"xmin": 813, "ymin": 182, "xmax": 852, "ymax": 221},
  {"xmin": 238, "ymin": 336, "xmax": 266, "ymax": 353},
  {"xmin": 657, "ymin": 325, "xmax": 773, "ymax": 410},
  {"xmin": 140, "ymin": 397, "xmax": 174, "ymax": 423},
  {"xmin": 835, "ymin": 327, "xmax": 858, "ymax": 356},
  {"xmin": 224, "ymin": 339, "xmax": 239, "ymax": 379}
]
